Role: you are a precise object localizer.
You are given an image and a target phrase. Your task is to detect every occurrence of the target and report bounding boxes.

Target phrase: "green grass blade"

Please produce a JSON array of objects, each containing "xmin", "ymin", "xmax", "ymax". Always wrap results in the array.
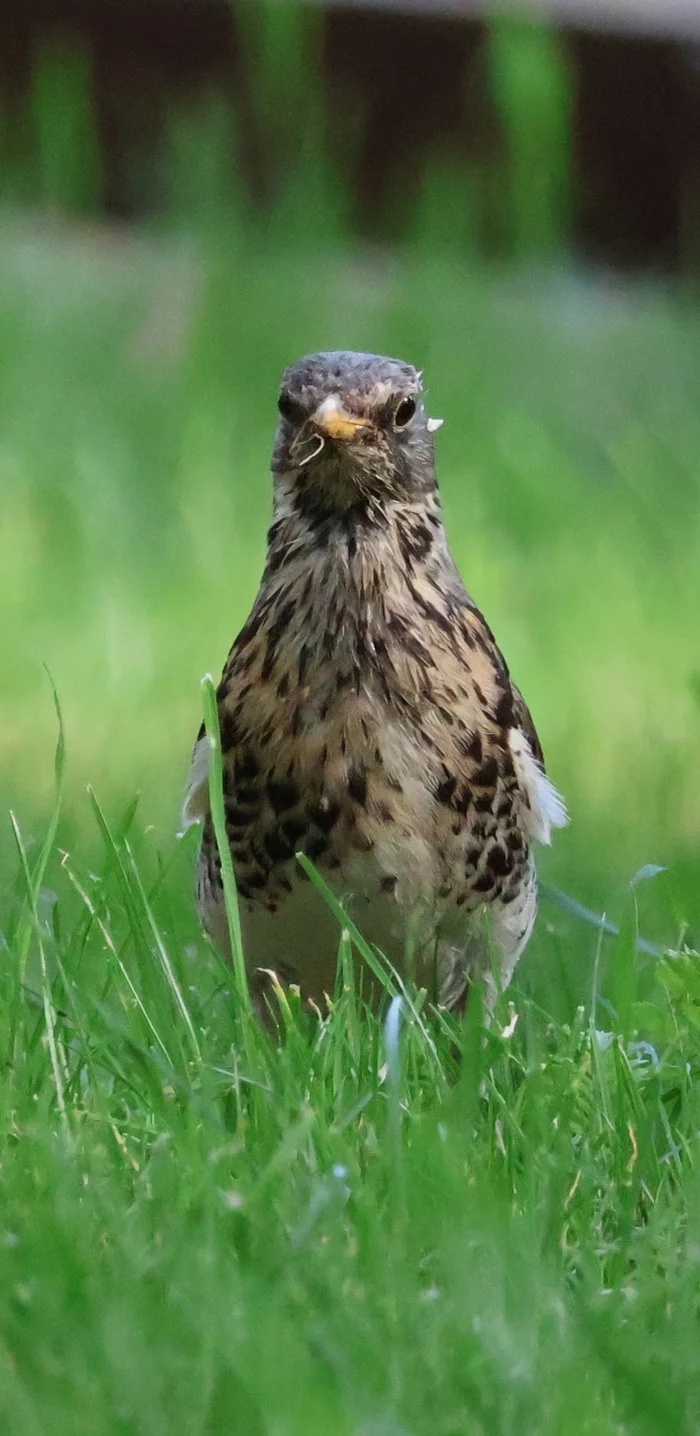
[{"xmin": 200, "ymin": 674, "xmax": 249, "ymax": 1014}]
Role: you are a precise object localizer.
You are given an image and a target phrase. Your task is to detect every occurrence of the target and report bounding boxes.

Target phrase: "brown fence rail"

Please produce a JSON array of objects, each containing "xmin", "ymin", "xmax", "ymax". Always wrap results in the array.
[
  {"xmin": 314, "ymin": 0, "xmax": 700, "ymax": 41},
  {"xmin": 2, "ymin": 1, "xmax": 700, "ymax": 269}
]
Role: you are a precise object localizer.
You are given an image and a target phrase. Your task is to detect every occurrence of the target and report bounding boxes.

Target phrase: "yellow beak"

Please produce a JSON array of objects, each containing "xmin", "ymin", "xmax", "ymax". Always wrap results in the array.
[{"xmin": 311, "ymin": 394, "xmax": 372, "ymax": 441}]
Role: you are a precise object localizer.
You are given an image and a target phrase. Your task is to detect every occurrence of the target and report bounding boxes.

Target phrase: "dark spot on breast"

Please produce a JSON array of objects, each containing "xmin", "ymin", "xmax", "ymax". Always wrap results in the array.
[
  {"xmin": 266, "ymin": 598, "xmax": 295, "ymax": 646},
  {"xmin": 307, "ymin": 798, "xmax": 339, "ymax": 832},
  {"xmin": 234, "ymin": 752, "xmax": 259, "ymax": 782},
  {"xmin": 266, "ymin": 547, "xmax": 284, "ymax": 575},
  {"xmin": 406, "ymin": 580, "xmax": 454, "ymax": 636},
  {"xmin": 307, "ymin": 798, "xmax": 340, "ymax": 832},
  {"xmin": 251, "ymin": 842, "xmax": 274, "ymax": 872},
  {"xmin": 506, "ymin": 830, "xmax": 525, "ymax": 854},
  {"xmin": 474, "ymin": 794, "xmax": 494, "ymax": 814},
  {"xmin": 494, "ymin": 689, "xmax": 513, "ymax": 727},
  {"xmin": 496, "ymin": 798, "xmax": 512, "ymax": 819},
  {"xmin": 298, "ymin": 643, "xmax": 310, "ymax": 684},
  {"xmin": 305, "ymin": 833, "xmax": 329, "ymax": 861},
  {"xmin": 473, "ymin": 756, "xmax": 498, "ymax": 789},
  {"xmin": 455, "ymin": 789, "xmax": 472, "ymax": 816},
  {"xmin": 236, "ymin": 785, "xmax": 260, "ymax": 806},
  {"xmin": 473, "ymin": 872, "xmax": 495, "ymax": 894},
  {"xmin": 375, "ymin": 803, "xmax": 394, "ymax": 823},
  {"xmin": 347, "ymin": 764, "xmax": 367, "ymax": 806},
  {"xmin": 281, "ymin": 814, "xmax": 307, "ymax": 845},
  {"xmin": 268, "ymin": 777, "xmax": 299, "ymax": 813},
  {"xmin": 436, "ymin": 775, "xmax": 457, "ymax": 805},
  {"xmin": 459, "ymin": 730, "xmax": 482, "ymax": 764},
  {"xmin": 219, "ymin": 711, "xmax": 240, "ymax": 752},
  {"xmin": 458, "ymin": 618, "xmax": 475, "ymax": 650},
  {"xmin": 239, "ymin": 647, "xmax": 260, "ymax": 675},
  {"xmin": 387, "ymin": 613, "xmax": 431, "ymax": 669},
  {"xmin": 487, "ymin": 846, "xmax": 512, "ymax": 877},
  {"xmin": 264, "ymin": 830, "xmax": 294, "ymax": 864},
  {"xmin": 398, "ymin": 519, "xmax": 433, "ymax": 570},
  {"xmin": 244, "ymin": 869, "xmax": 267, "ymax": 890},
  {"xmin": 276, "ymin": 673, "xmax": 290, "ymax": 699},
  {"xmin": 226, "ymin": 805, "xmax": 257, "ymax": 827},
  {"xmin": 380, "ymin": 874, "xmax": 398, "ymax": 893},
  {"xmin": 261, "ymin": 599, "xmax": 296, "ymax": 680}
]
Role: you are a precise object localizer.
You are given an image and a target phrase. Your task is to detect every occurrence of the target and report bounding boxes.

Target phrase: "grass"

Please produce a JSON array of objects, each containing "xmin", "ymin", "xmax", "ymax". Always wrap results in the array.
[
  {"xmin": 0, "ymin": 22, "xmax": 699, "ymax": 1422},
  {"xmin": 3, "ymin": 709, "xmax": 700, "ymax": 1434}
]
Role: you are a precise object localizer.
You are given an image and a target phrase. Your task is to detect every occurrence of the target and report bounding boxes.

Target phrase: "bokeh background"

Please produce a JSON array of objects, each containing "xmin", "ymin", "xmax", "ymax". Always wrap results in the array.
[{"xmin": 2, "ymin": 0, "xmax": 699, "ymax": 1000}]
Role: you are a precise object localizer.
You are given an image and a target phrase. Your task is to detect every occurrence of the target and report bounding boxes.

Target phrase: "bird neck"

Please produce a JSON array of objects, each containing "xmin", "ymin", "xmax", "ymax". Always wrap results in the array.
[
  {"xmin": 264, "ymin": 486, "xmax": 451, "ymax": 602},
  {"xmin": 253, "ymin": 487, "xmax": 471, "ymax": 693}
]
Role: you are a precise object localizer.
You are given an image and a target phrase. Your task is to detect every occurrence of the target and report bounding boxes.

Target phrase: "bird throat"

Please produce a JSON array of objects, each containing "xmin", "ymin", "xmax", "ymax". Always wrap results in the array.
[{"xmin": 259, "ymin": 485, "xmax": 451, "ymax": 710}]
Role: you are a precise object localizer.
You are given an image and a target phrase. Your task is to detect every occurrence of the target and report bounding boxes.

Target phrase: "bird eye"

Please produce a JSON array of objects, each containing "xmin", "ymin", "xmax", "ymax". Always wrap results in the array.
[
  {"xmin": 278, "ymin": 392, "xmax": 303, "ymax": 423},
  {"xmin": 393, "ymin": 396, "xmax": 417, "ymax": 429}
]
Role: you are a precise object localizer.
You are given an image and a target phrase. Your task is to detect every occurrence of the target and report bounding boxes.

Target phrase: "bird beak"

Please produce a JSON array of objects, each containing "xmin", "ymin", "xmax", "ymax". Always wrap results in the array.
[{"xmin": 310, "ymin": 394, "xmax": 372, "ymax": 441}]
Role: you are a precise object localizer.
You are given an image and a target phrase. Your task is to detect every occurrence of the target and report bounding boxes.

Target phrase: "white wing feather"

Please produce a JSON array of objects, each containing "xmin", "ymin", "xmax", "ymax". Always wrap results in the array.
[{"xmin": 508, "ymin": 728, "xmax": 568, "ymax": 846}]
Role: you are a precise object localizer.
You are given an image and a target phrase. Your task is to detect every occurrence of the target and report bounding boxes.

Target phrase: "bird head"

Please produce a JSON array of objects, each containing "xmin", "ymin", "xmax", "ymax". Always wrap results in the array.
[{"xmin": 272, "ymin": 351, "xmax": 443, "ymax": 516}]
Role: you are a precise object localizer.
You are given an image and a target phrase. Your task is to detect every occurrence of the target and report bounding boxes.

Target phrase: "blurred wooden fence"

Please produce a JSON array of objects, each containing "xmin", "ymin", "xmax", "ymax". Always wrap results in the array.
[
  {"xmin": 316, "ymin": 0, "xmax": 700, "ymax": 41},
  {"xmin": 2, "ymin": 0, "xmax": 700, "ymax": 269}
]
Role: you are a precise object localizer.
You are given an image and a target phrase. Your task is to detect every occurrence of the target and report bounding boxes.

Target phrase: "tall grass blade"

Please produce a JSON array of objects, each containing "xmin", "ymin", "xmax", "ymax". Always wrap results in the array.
[{"xmin": 201, "ymin": 674, "xmax": 249, "ymax": 1014}]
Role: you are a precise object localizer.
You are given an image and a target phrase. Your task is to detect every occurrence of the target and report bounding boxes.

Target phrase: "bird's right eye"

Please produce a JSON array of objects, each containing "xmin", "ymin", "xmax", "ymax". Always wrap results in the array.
[{"xmin": 278, "ymin": 392, "xmax": 303, "ymax": 423}]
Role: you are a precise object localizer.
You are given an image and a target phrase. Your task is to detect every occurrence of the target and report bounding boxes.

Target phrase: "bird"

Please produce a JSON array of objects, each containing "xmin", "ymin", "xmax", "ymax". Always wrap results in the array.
[{"xmin": 183, "ymin": 350, "xmax": 567, "ymax": 1016}]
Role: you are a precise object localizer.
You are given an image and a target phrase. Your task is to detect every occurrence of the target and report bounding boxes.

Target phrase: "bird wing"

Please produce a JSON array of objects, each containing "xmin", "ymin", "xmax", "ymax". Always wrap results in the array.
[
  {"xmin": 509, "ymin": 682, "xmax": 544, "ymax": 766},
  {"xmin": 445, "ymin": 601, "xmax": 568, "ymax": 847},
  {"xmin": 506, "ymin": 683, "xmax": 568, "ymax": 845}
]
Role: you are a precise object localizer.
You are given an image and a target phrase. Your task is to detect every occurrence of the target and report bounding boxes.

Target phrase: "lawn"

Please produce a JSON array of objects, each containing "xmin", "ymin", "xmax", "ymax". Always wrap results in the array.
[{"xmin": 1, "ymin": 211, "xmax": 699, "ymax": 1434}]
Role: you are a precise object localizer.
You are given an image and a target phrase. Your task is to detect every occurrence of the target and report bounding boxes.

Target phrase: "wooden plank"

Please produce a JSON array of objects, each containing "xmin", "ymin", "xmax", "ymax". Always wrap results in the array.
[{"xmin": 310, "ymin": 0, "xmax": 700, "ymax": 41}]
